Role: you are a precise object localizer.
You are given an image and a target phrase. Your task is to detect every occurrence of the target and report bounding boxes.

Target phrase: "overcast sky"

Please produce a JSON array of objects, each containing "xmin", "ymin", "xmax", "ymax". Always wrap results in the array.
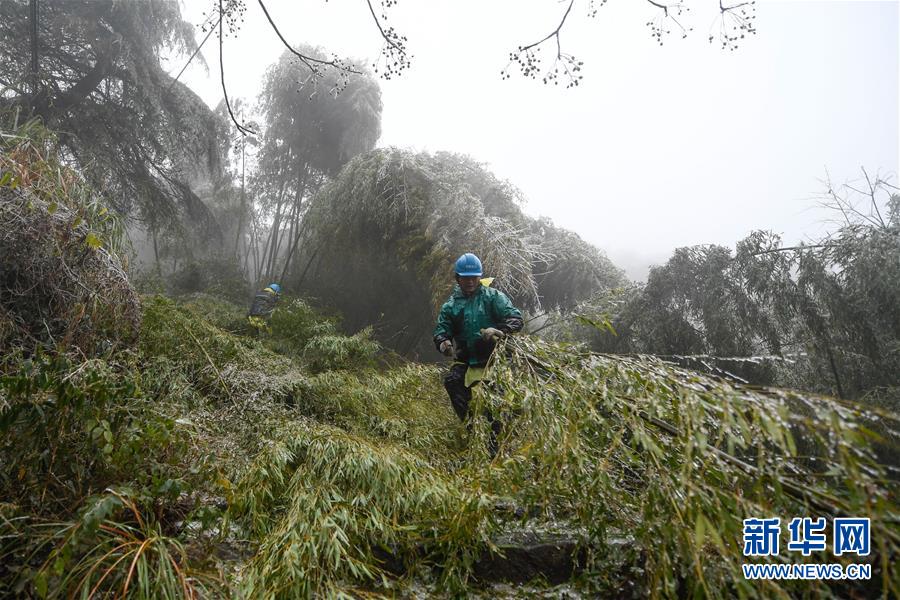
[{"xmin": 173, "ymin": 0, "xmax": 899, "ymax": 280}]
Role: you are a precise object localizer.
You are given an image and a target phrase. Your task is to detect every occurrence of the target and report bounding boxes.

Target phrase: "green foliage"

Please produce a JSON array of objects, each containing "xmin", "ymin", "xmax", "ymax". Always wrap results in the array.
[
  {"xmin": 230, "ymin": 421, "xmax": 495, "ymax": 598},
  {"xmin": 6, "ymin": 272, "xmax": 897, "ymax": 597},
  {"xmin": 168, "ymin": 257, "xmax": 250, "ymax": 305},
  {"xmin": 295, "ymin": 363, "xmax": 459, "ymax": 462},
  {"xmin": 132, "ymin": 293, "xmax": 483, "ymax": 596},
  {"xmin": 265, "ymin": 297, "xmax": 341, "ymax": 353},
  {"xmin": 215, "ymin": 323, "xmax": 898, "ymax": 597},
  {"xmin": 141, "ymin": 293, "xmax": 380, "ymax": 391},
  {"xmin": 300, "ymin": 328, "xmax": 380, "ymax": 373},
  {"xmin": 4, "ymin": 168, "xmax": 895, "ymax": 599},
  {"xmin": 0, "ymin": 352, "xmax": 217, "ymax": 598},
  {"xmin": 178, "ymin": 293, "xmax": 249, "ymax": 333},
  {"xmin": 618, "ymin": 242, "xmax": 783, "ymax": 385},
  {"xmin": 4, "ymin": 490, "xmax": 223, "ymax": 599},
  {"xmin": 0, "ymin": 116, "xmax": 127, "ymax": 255},
  {"xmin": 0, "ymin": 354, "xmax": 191, "ymax": 517},
  {"xmin": 139, "ymin": 295, "xmax": 302, "ymax": 405},
  {"xmin": 464, "ymin": 335, "xmax": 900, "ymax": 598},
  {"xmin": 0, "ymin": 116, "xmax": 139, "ymax": 357},
  {"xmin": 548, "ymin": 186, "xmax": 900, "ymax": 405}
]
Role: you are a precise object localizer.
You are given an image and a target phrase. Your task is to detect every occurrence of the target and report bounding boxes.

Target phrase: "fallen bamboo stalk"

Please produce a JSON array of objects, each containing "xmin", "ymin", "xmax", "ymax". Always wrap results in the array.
[{"xmin": 628, "ymin": 405, "xmax": 900, "ymax": 546}]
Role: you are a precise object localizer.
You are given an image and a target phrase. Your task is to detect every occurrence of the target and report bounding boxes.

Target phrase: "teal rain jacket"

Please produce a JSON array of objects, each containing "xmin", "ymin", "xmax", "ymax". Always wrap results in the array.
[{"xmin": 433, "ymin": 283, "xmax": 523, "ymax": 366}]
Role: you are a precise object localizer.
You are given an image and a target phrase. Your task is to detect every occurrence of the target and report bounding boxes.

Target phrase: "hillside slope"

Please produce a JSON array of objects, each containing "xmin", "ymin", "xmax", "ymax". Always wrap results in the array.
[{"xmin": 2, "ymin": 292, "xmax": 897, "ymax": 598}]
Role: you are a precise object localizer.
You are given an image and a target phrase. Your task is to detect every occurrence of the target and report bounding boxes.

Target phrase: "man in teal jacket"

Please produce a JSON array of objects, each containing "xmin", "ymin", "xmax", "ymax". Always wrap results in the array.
[{"xmin": 433, "ymin": 253, "xmax": 523, "ymax": 451}]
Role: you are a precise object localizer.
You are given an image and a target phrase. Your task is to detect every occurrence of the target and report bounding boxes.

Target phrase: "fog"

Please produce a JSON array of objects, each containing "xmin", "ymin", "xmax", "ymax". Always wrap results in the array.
[{"xmin": 171, "ymin": 0, "xmax": 899, "ymax": 280}]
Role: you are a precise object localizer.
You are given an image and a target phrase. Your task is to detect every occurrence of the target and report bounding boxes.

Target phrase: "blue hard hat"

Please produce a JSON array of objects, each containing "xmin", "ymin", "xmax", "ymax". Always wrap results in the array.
[
  {"xmin": 454, "ymin": 253, "xmax": 482, "ymax": 277},
  {"xmin": 268, "ymin": 283, "xmax": 281, "ymax": 294}
]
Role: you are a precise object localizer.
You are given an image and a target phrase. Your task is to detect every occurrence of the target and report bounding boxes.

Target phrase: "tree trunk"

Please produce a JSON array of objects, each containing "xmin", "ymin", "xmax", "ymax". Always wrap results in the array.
[
  {"xmin": 280, "ymin": 220, "xmax": 307, "ymax": 284},
  {"xmin": 249, "ymin": 216, "xmax": 261, "ymax": 282},
  {"xmin": 268, "ymin": 164, "xmax": 305, "ymax": 281},
  {"xmin": 151, "ymin": 227, "xmax": 161, "ymax": 278},
  {"xmin": 265, "ymin": 206, "xmax": 285, "ymax": 281},
  {"xmin": 233, "ymin": 134, "xmax": 246, "ymax": 257},
  {"xmin": 269, "ymin": 196, "xmax": 298, "ymax": 280},
  {"xmin": 283, "ymin": 196, "xmax": 298, "ymax": 273},
  {"xmin": 296, "ymin": 240, "xmax": 326, "ymax": 289},
  {"xmin": 259, "ymin": 182, "xmax": 287, "ymax": 282},
  {"xmin": 29, "ymin": 0, "xmax": 39, "ymax": 97},
  {"xmin": 822, "ymin": 340, "xmax": 845, "ymax": 399},
  {"xmin": 280, "ymin": 165, "xmax": 310, "ymax": 282}
]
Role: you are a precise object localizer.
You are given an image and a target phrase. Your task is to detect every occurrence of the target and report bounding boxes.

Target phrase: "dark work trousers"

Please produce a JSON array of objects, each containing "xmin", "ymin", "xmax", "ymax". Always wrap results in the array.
[{"xmin": 444, "ymin": 363, "xmax": 502, "ymax": 457}]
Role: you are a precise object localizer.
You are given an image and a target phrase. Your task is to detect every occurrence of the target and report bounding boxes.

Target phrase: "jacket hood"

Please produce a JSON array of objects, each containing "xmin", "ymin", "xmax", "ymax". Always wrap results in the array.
[
  {"xmin": 452, "ymin": 278, "xmax": 493, "ymax": 299},
  {"xmin": 452, "ymin": 283, "xmax": 486, "ymax": 300}
]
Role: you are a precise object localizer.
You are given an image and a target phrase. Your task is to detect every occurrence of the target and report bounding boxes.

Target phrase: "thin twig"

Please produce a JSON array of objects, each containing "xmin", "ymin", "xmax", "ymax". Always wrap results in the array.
[
  {"xmin": 366, "ymin": 0, "xmax": 400, "ymax": 51},
  {"xmin": 519, "ymin": 0, "xmax": 575, "ymax": 53},
  {"xmin": 257, "ymin": 0, "xmax": 360, "ymax": 75}
]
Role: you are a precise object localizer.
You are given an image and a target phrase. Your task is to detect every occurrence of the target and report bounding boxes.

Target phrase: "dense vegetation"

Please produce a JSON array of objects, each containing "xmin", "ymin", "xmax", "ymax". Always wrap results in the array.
[
  {"xmin": 1, "ymin": 115, "xmax": 898, "ymax": 599},
  {"xmin": 0, "ymin": 0, "xmax": 223, "ymax": 237},
  {"xmin": 294, "ymin": 148, "xmax": 626, "ymax": 357},
  {"xmin": 2, "ymin": 1, "xmax": 898, "ymax": 597},
  {"xmin": 544, "ymin": 181, "xmax": 900, "ymax": 409}
]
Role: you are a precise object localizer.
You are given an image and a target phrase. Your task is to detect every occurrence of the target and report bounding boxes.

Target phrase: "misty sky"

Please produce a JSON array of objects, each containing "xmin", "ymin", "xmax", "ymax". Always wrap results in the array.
[{"xmin": 173, "ymin": 0, "xmax": 899, "ymax": 280}]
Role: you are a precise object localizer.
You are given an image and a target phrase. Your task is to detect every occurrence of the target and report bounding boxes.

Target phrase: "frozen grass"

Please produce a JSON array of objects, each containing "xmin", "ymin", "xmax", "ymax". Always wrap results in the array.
[
  {"xmin": 458, "ymin": 335, "xmax": 900, "ymax": 597},
  {"xmin": 3, "ymin": 291, "xmax": 897, "ymax": 598}
]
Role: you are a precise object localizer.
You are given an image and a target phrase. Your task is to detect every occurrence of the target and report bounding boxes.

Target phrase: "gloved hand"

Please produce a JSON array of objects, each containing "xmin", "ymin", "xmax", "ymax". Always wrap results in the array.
[
  {"xmin": 480, "ymin": 327, "xmax": 505, "ymax": 342},
  {"xmin": 439, "ymin": 340, "xmax": 454, "ymax": 357}
]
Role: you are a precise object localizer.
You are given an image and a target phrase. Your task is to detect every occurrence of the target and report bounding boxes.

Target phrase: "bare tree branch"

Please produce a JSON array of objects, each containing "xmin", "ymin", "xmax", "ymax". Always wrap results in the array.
[
  {"xmin": 257, "ymin": 0, "xmax": 360, "ymax": 91},
  {"xmin": 51, "ymin": 34, "xmax": 121, "ymax": 115},
  {"xmin": 861, "ymin": 166, "xmax": 885, "ymax": 227},
  {"xmin": 219, "ymin": 0, "xmax": 255, "ymax": 136},
  {"xmin": 644, "ymin": 1, "xmax": 691, "ymax": 45},
  {"xmin": 710, "ymin": 0, "xmax": 757, "ymax": 50},
  {"xmin": 502, "ymin": 0, "xmax": 584, "ymax": 88},
  {"xmin": 365, "ymin": 0, "xmax": 411, "ymax": 80},
  {"xmin": 522, "ymin": 0, "xmax": 576, "ymax": 53},
  {"xmin": 817, "ymin": 168, "xmax": 895, "ymax": 231}
]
